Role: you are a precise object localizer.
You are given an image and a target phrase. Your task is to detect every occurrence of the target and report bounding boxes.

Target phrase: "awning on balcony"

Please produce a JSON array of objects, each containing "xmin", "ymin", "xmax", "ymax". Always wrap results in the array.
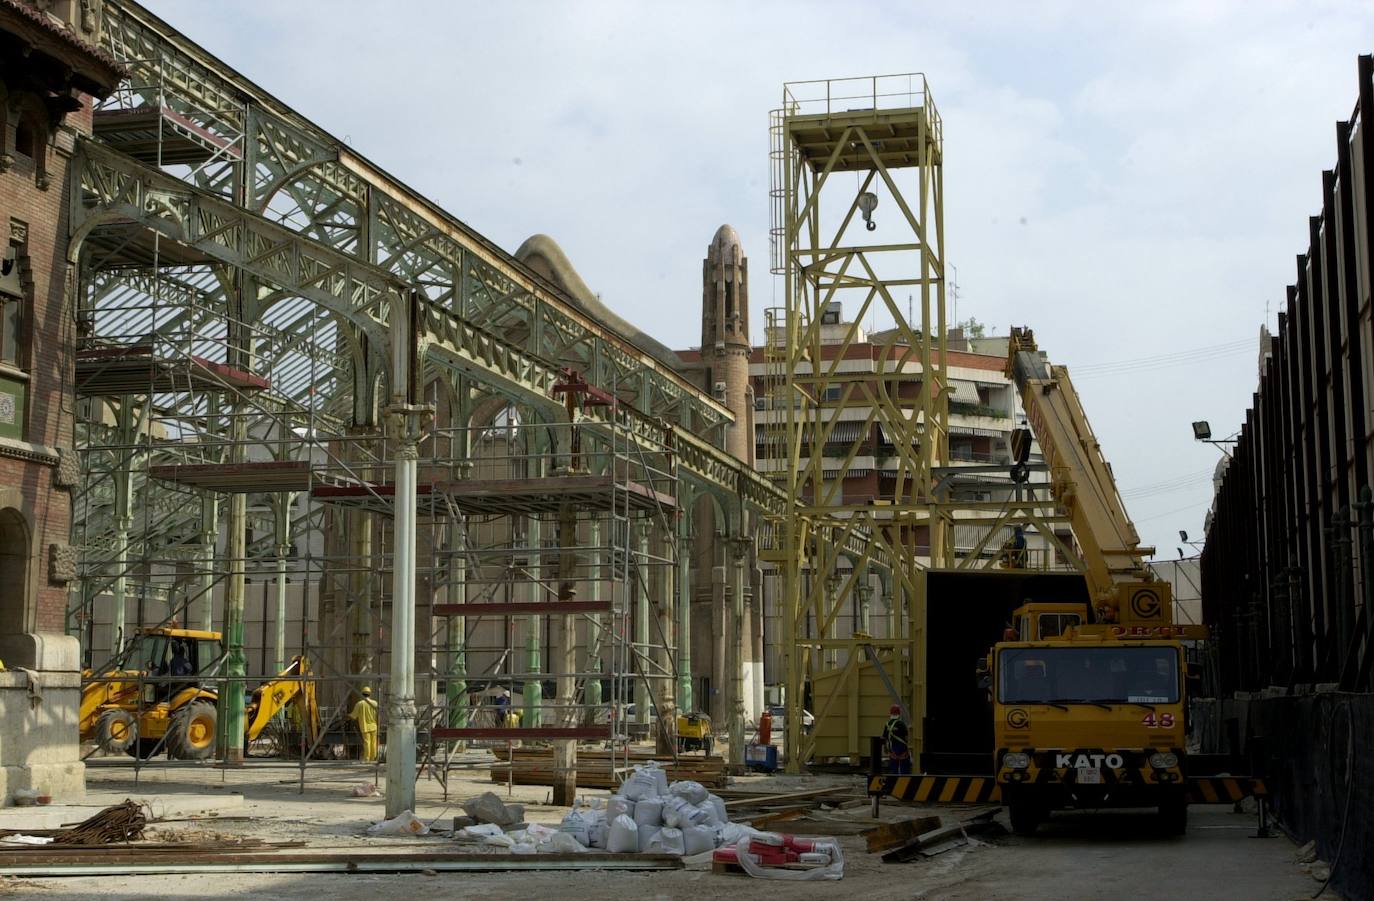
[{"xmin": 950, "ymin": 380, "xmax": 981, "ymax": 404}]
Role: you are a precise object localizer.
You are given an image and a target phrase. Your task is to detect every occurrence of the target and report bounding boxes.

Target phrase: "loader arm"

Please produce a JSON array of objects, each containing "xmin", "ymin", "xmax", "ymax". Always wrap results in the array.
[{"xmin": 244, "ymin": 656, "xmax": 320, "ymax": 746}]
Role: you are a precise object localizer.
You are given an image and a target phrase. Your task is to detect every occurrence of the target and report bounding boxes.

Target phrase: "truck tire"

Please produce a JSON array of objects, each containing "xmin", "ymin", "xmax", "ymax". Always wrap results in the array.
[
  {"xmin": 1008, "ymin": 799, "xmax": 1042, "ymax": 836},
  {"xmin": 167, "ymin": 700, "xmax": 217, "ymax": 760},
  {"xmin": 1159, "ymin": 798, "xmax": 1187, "ymax": 836},
  {"xmin": 95, "ymin": 709, "xmax": 138, "ymax": 754}
]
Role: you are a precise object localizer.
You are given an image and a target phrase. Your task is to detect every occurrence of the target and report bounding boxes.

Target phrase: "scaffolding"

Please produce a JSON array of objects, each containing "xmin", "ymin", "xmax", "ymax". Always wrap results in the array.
[{"xmin": 70, "ymin": 8, "xmax": 686, "ymax": 793}]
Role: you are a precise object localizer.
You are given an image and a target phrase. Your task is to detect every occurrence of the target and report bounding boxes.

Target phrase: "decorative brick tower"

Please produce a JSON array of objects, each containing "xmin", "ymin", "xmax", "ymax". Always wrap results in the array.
[{"xmin": 700, "ymin": 224, "xmax": 752, "ymax": 465}]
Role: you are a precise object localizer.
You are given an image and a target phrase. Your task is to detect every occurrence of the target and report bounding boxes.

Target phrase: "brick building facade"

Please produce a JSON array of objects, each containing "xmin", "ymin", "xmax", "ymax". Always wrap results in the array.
[{"xmin": 0, "ymin": 0, "xmax": 121, "ymax": 802}]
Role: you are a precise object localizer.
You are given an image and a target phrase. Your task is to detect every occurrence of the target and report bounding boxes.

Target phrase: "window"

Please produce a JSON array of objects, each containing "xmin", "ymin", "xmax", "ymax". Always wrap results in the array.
[
  {"xmin": 0, "ymin": 243, "xmax": 21, "ymax": 367},
  {"xmin": 998, "ymin": 646, "xmax": 1180, "ymax": 705},
  {"xmin": 13, "ymin": 119, "xmax": 35, "ymax": 159},
  {"xmin": 0, "ymin": 508, "xmax": 28, "ymax": 635}
]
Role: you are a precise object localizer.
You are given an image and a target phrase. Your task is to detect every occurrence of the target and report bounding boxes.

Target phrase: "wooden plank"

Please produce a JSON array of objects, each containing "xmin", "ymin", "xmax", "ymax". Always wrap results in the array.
[
  {"xmin": 744, "ymin": 806, "xmax": 810, "ymax": 830},
  {"xmin": 880, "ymin": 822, "xmax": 969, "ymax": 864},
  {"xmin": 723, "ymin": 786, "xmax": 852, "ymax": 809},
  {"xmin": 863, "ymin": 815, "xmax": 943, "ymax": 853}
]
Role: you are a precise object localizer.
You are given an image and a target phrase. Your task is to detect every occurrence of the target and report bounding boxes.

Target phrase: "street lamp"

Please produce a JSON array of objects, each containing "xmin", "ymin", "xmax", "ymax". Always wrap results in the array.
[{"xmin": 1191, "ymin": 420, "xmax": 1236, "ymax": 458}]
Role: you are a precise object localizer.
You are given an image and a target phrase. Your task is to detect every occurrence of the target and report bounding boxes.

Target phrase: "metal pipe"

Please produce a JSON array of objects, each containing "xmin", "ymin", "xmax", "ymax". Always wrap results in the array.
[
  {"xmin": 445, "ymin": 518, "xmax": 467, "ymax": 730},
  {"xmin": 729, "ymin": 509, "xmax": 748, "ymax": 766},
  {"xmin": 273, "ymin": 493, "xmax": 291, "ymax": 673},
  {"xmin": 584, "ymin": 519, "xmax": 603, "ymax": 717},
  {"xmin": 677, "ymin": 512, "xmax": 693, "ymax": 711},
  {"xmin": 636, "ymin": 520, "xmax": 650, "ymax": 727},
  {"xmin": 524, "ymin": 516, "xmax": 543, "ymax": 727},
  {"xmin": 199, "ymin": 493, "xmax": 218, "ymax": 633}
]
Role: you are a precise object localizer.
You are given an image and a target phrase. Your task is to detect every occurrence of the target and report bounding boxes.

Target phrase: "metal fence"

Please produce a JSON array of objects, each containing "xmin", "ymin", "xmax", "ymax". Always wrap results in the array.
[{"xmin": 1201, "ymin": 55, "xmax": 1374, "ymax": 696}]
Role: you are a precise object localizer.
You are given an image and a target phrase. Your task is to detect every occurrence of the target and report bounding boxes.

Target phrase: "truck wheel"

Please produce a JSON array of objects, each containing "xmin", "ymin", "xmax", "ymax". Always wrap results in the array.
[
  {"xmin": 1008, "ymin": 801, "xmax": 1042, "ymax": 836},
  {"xmin": 95, "ymin": 709, "xmax": 138, "ymax": 754},
  {"xmin": 167, "ymin": 700, "xmax": 217, "ymax": 760},
  {"xmin": 1159, "ymin": 798, "xmax": 1187, "ymax": 836},
  {"xmin": 704, "ymin": 737, "xmax": 713, "ymax": 757}
]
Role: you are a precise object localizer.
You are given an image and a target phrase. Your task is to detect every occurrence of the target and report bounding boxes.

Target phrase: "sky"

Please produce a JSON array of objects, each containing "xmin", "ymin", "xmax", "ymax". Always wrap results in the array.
[{"xmin": 145, "ymin": 0, "xmax": 1374, "ymax": 560}]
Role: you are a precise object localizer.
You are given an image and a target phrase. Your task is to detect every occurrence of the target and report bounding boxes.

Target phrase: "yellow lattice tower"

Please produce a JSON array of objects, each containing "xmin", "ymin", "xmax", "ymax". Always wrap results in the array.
[{"xmin": 770, "ymin": 75, "xmax": 948, "ymax": 770}]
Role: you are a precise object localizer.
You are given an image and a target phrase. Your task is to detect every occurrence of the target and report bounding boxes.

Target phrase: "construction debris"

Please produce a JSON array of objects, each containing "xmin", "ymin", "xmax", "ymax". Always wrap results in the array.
[
  {"xmin": 862, "ymin": 815, "xmax": 943, "ymax": 853},
  {"xmin": 879, "ymin": 812, "xmax": 1005, "ymax": 864},
  {"xmin": 461, "ymin": 791, "xmax": 525, "ymax": 827}
]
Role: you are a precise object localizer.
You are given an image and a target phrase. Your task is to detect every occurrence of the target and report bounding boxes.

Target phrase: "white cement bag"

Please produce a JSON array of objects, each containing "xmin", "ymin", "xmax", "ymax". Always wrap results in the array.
[
  {"xmin": 588, "ymin": 819, "xmax": 609, "ymax": 849},
  {"xmin": 607, "ymin": 814, "xmax": 639, "ymax": 853},
  {"xmin": 706, "ymin": 793, "xmax": 728, "ymax": 825},
  {"xmin": 559, "ymin": 810, "xmax": 591, "ymax": 846},
  {"xmin": 623, "ymin": 767, "xmax": 659, "ymax": 801},
  {"xmin": 606, "ymin": 796, "xmax": 636, "ymax": 821},
  {"xmin": 549, "ymin": 831, "xmax": 589, "ymax": 853},
  {"xmin": 668, "ymin": 780, "xmax": 708, "ymax": 805},
  {"xmin": 661, "ymin": 795, "xmax": 689, "ymax": 828},
  {"xmin": 633, "ymin": 797, "xmax": 663, "ymax": 829},
  {"xmin": 647, "ymin": 761, "xmax": 670, "ymax": 796},
  {"xmin": 650, "ymin": 826, "xmax": 685, "ymax": 855},
  {"xmin": 637, "ymin": 824, "xmax": 661, "ymax": 852},
  {"xmin": 693, "ymin": 800, "xmax": 721, "ymax": 827},
  {"xmin": 682, "ymin": 824, "xmax": 715, "ymax": 856},
  {"xmin": 679, "ymin": 803, "xmax": 712, "ymax": 828},
  {"xmin": 718, "ymin": 822, "xmax": 761, "ymax": 846}
]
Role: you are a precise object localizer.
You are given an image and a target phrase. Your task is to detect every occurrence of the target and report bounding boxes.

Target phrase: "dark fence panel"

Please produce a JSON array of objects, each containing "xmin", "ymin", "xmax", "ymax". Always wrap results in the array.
[
  {"xmin": 1201, "ymin": 54, "xmax": 1374, "ymax": 696},
  {"xmin": 1195, "ymin": 694, "xmax": 1373, "ymax": 899}
]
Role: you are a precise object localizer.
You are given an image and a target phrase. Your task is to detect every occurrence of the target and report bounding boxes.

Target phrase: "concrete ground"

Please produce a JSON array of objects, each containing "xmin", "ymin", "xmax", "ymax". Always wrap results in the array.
[{"xmin": 0, "ymin": 754, "xmax": 1328, "ymax": 900}]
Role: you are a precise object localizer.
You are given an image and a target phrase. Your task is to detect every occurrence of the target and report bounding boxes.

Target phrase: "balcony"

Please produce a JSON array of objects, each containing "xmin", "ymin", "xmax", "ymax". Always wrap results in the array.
[{"xmin": 949, "ymin": 401, "xmax": 1009, "ymax": 419}]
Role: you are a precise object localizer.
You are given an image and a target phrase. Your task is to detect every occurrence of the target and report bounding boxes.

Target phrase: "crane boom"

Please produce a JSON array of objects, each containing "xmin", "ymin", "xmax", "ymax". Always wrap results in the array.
[{"xmin": 1005, "ymin": 327, "xmax": 1173, "ymax": 626}]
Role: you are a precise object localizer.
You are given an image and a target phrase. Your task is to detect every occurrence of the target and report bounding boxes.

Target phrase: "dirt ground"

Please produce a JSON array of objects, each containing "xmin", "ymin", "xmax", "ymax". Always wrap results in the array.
[{"xmin": 0, "ymin": 754, "xmax": 1330, "ymax": 901}]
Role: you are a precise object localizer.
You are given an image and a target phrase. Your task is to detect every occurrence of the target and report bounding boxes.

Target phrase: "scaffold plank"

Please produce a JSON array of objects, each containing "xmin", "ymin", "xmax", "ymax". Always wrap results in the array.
[
  {"xmin": 433, "ymin": 726, "xmax": 610, "ymax": 741},
  {"xmin": 432, "ymin": 601, "xmax": 612, "ymax": 616},
  {"xmin": 147, "ymin": 461, "xmax": 310, "ymax": 492},
  {"xmin": 76, "ymin": 346, "xmax": 271, "ymax": 396}
]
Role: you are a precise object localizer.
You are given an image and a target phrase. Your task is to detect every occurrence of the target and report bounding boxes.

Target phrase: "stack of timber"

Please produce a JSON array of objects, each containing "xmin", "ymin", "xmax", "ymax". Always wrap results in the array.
[{"xmin": 489, "ymin": 747, "xmax": 728, "ymax": 789}]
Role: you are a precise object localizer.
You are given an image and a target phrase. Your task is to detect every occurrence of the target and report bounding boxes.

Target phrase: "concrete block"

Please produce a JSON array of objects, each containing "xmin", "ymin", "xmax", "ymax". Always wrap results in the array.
[
  {"xmin": 0, "ymin": 762, "xmax": 84, "ymax": 806},
  {"xmin": 0, "ymin": 632, "xmax": 80, "ymax": 671}
]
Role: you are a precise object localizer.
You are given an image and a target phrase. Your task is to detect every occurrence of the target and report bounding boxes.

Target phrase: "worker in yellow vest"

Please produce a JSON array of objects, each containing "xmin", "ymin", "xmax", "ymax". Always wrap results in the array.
[{"xmin": 348, "ymin": 686, "xmax": 379, "ymax": 762}]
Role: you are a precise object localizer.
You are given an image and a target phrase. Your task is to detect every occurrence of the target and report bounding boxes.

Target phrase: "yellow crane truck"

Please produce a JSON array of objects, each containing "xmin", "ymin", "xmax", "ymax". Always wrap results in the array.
[
  {"xmin": 983, "ymin": 603, "xmax": 1193, "ymax": 834},
  {"xmin": 79, "ymin": 625, "xmax": 320, "ymax": 759},
  {"xmin": 870, "ymin": 328, "xmax": 1266, "ymax": 835}
]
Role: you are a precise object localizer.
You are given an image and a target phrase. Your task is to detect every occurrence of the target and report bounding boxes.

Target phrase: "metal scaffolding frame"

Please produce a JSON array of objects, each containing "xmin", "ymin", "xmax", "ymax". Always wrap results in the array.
[{"xmin": 67, "ymin": 1, "xmax": 897, "ymax": 806}]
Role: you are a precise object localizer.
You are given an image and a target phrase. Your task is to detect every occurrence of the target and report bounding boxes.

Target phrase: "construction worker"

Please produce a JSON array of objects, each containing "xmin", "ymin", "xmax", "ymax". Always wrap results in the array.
[
  {"xmin": 882, "ymin": 704, "xmax": 911, "ymax": 775},
  {"xmin": 999, "ymin": 525, "xmax": 1028, "ymax": 569},
  {"xmin": 348, "ymin": 686, "xmax": 379, "ymax": 762}
]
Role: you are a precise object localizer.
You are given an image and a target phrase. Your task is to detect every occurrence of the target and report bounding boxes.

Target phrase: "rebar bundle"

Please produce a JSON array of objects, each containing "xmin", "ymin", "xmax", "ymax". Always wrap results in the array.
[{"xmin": 52, "ymin": 800, "xmax": 147, "ymax": 845}]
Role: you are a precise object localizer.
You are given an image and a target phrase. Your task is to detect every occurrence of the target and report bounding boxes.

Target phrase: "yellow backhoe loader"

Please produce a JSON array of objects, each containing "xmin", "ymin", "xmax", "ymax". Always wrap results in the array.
[{"xmin": 80, "ymin": 626, "xmax": 320, "ymax": 759}]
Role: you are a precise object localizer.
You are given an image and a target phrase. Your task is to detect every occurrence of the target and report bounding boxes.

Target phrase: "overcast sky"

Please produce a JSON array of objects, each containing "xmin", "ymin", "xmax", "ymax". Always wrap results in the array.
[{"xmin": 147, "ymin": 0, "xmax": 1374, "ymax": 560}]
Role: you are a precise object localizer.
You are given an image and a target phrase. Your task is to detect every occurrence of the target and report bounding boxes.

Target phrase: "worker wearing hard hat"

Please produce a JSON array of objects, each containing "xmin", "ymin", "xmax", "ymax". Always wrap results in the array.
[
  {"xmin": 348, "ymin": 686, "xmax": 380, "ymax": 762},
  {"xmin": 882, "ymin": 704, "xmax": 911, "ymax": 775}
]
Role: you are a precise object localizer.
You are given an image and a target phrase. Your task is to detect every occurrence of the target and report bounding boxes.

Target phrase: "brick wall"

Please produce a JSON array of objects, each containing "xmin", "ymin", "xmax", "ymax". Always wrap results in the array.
[{"xmin": 1, "ymin": 95, "xmax": 92, "ymax": 635}]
